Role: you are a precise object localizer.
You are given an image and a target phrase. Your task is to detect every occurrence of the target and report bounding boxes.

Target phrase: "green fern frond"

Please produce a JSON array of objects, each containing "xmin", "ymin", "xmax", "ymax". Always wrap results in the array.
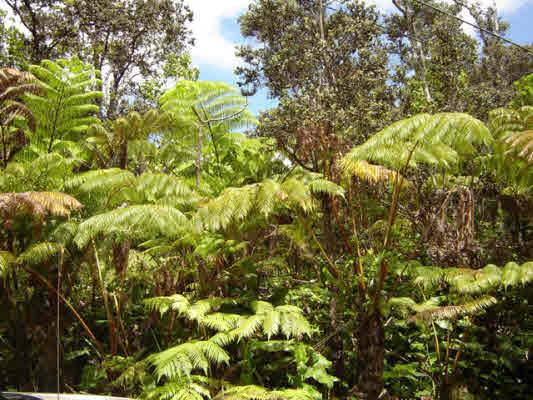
[
  {"xmin": 0, "ymin": 250, "xmax": 16, "ymax": 277},
  {"xmin": 194, "ymin": 174, "xmax": 340, "ymax": 232},
  {"xmin": 26, "ymin": 58, "xmax": 102, "ymax": 147},
  {"xmin": 17, "ymin": 242, "xmax": 62, "ymax": 265},
  {"xmin": 161, "ymin": 81, "xmax": 257, "ymax": 132},
  {"xmin": 138, "ymin": 173, "xmax": 198, "ymax": 204},
  {"xmin": 75, "ymin": 204, "xmax": 187, "ymax": 247},
  {"xmin": 307, "ymin": 179, "xmax": 345, "ymax": 198},
  {"xmin": 386, "ymin": 297, "xmax": 417, "ymax": 318},
  {"xmin": 145, "ymin": 294, "xmax": 192, "ymax": 316},
  {"xmin": 146, "ymin": 377, "xmax": 211, "ymax": 400},
  {"xmin": 146, "ymin": 340, "xmax": 229, "ymax": 380},
  {"xmin": 341, "ymin": 113, "xmax": 491, "ymax": 170},
  {"xmin": 66, "ymin": 168, "xmax": 136, "ymax": 193},
  {"xmin": 407, "ymin": 261, "xmax": 533, "ymax": 293},
  {"xmin": 214, "ymin": 385, "xmax": 320, "ymax": 400},
  {"xmin": 145, "ymin": 295, "xmax": 312, "ymax": 341}
]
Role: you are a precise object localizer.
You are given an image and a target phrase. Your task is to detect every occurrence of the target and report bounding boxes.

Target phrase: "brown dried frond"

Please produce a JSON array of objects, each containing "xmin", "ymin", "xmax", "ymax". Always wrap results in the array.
[
  {"xmin": 0, "ymin": 191, "xmax": 82, "ymax": 222},
  {"xmin": 0, "ymin": 67, "xmax": 40, "ymax": 133},
  {"xmin": 411, "ymin": 296, "xmax": 497, "ymax": 323}
]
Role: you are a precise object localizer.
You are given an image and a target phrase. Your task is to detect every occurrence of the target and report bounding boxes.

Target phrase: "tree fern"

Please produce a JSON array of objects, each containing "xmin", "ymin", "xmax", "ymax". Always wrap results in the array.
[
  {"xmin": 481, "ymin": 106, "xmax": 533, "ymax": 194},
  {"xmin": 406, "ymin": 261, "xmax": 533, "ymax": 293},
  {"xmin": 66, "ymin": 169, "xmax": 198, "ymax": 210},
  {"xmin": 0, "ymin": 151, "xmax": 81, "ymax": 193},
  {"xmin": 0, "ymin": 250, "xmax": 16, "ymax": 277},
  {"xmin": 25, "ymin": 58, "xmax": 102, "ymax": 152},
  {"xmin": 146, "ymin": 340, "xmax": 230, "ymax": 380},
  {"xmin": 145, "ymin": 296, "xmax": 312, "ymax": 341},
  {"xmin": 340, "ymin": 159, "xmax": 408, "ymax": 186},
  {"xmin": 490, "ymin": 106, "xmax": 533, "ymax": 163},
  {"xmin": 86, "ymin": 109, "xmax": 171, "ymax": 168},
  {"xmin": 16, "ymin": 241, "xmax": 63, "ymax": 265},
  {"xmin": 194, "ymin": 174, "xmax": 343, "ymax": 231},
  {"xmin": 213, "ymin": 385, "xmax": 320, "ymax": 400},
  {"xmin": 160, "ymin": 81, "xmax": 257, "ymax": 133},
  {"xmin": 160, "ymin": 81, "xmax": 257, "ymax": 188},
  {"xmin": 74, "ymin": 204, "xmax": 187, "ymax": 248},
  {"xmin": 145, "ymin": 377, "xmax": 211, "ymax": 400},
  {"xmin": 341, "ymin": 113, "xmax": 491, "ymax": 170}
]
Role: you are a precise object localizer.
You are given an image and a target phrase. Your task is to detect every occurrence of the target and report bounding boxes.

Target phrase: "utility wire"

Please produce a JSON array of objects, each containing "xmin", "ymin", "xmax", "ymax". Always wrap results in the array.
[
  {"xmin": 410, "ymin": 0, "xmax": 533, "ymax": 55},
  {"xmin": 325, "ymin": 1, "xmax": 532, "ymax": 55}
]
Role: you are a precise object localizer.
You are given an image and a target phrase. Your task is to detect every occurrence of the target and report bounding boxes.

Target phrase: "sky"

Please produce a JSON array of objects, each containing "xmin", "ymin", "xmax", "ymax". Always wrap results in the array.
[{"xmin": 185, "ymin": 0, "xmax": 533, "ymax": 115}]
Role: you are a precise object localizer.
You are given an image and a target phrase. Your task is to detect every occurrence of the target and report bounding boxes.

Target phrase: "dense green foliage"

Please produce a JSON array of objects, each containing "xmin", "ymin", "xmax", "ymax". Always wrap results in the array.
[{"xmin": 0, "ymin": 1, "xmax": 532, "ymax": 400}]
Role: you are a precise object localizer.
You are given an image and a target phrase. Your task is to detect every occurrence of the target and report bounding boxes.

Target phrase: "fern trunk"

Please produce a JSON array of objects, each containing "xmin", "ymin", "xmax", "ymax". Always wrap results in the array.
[{"xmin": 357, "ymin": 310, "xmax": 385, "ymax": 400}]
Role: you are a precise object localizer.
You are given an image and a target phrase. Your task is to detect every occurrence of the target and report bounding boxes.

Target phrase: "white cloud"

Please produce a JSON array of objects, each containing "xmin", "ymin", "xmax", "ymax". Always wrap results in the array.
[{"xmin": 185, "ymin": 0, "xmax": 251, "ymax": 70}]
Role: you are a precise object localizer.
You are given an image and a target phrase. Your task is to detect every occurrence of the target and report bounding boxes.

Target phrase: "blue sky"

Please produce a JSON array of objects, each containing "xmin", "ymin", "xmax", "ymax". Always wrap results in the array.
[{"xmin": 186, "ymin": 0, "xmax": 533, "ymax": 116}]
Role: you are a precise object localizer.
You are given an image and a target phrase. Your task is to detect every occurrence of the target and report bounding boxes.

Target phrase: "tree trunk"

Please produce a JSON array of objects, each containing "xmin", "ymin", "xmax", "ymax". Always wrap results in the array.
[
  {"xmin": 195, "ymin": 126, "xmax": 203, "ymax": 188},
  {"xmin": 112, "ymin": 239, "xmax": 131, "ymax": 279},
  {"xmin": 118, "ymin": 140, "xmax": 128, "ymax": 170},
  {"xmin": 357, "ymin": 310, "xmax": 385, "ymax": 400}
]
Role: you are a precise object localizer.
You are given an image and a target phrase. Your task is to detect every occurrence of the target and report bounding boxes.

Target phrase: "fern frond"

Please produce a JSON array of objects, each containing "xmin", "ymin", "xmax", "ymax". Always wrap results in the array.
[
  {"xmin": 408, "ymin": 261, "xmax": 533, "ymax": 293},
  {"xmin": 66, "ymin": 168, "xmax": 136, "ymax": 193},
  {"xmin": 412, "ymin": 296, "xmax": 497, "ymax": 323},
  {"xmin": 146, "ymin": 340, "xmax": 229, "ymax": 380},
  {"xmin": 75, "ymin": 204, "xmax": 187, "ymax": 247},
  {"xmin": 0, "ymin": 191, "xmax": 82, "ymax": 219},
  {"xmin": 144, "ymin": 295, "xmax": 312, "ymax": 342},
  {"xmin": 161, "ymin": 81, "xmax": 257, "ymax": 132},
  {"xmin": 341, "ymin": 113, "xmax": 491, "ymax": 170},
  {"xmin": 194, "ymin": 174, "xmax": 341, "ymax": 232},
  {"xmin": 0, "ymin": 250, "xmax": 16, "ymax": 277},
  {"xmin": 146, "ymin": 377, "xmax": 211, "ymax": 400},
  {"xmin": 214, "ymin": 385, "xmax": 320, "ymax": 400},
  {"xmin": 307, "ymin": 179, "xmax": 345, "ymax": 198},
  {"xmin": 0, "ymin": 67, "xmax": 39, "ymax": 135},
  {"xmin": 340, "ymin": 159, "xmax": 409, "ymax": 187},
  {"xmin": 17, "ymin": 242, "xmax": 62, "ymax": 265},
  {"xmin": 137, "ymin": 173, "xmax": 198, "ymax": 204},
  {"xmin": 27, "ymin": 58, "xmax": 102, "ymax": 146},
  {"xmin": 505, "ymin": 129, "xmax": 533, "ymax": 163}
]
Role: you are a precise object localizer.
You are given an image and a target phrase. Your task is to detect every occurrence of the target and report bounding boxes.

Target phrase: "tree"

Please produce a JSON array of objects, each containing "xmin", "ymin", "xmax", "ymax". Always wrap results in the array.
[
  {"xmin": 339, "ymin": 112, "xmax": 492, "ymax": 399},
  {"xmin": 68, "ymin": 0, "xmax": 193, "ymax": 117},
  {"xmin": 160, "ymin": 80, "xmax": 257, "ymax": 189},
  {"xmin": 459, "ymin": 1, "xmax": 532, "ymax": 117},
  {"xmin": 236, "ymin": 0, "xmax": 393, "ymax": 175},
  {"xmin": 385, "ymin": 0, "xmax": 532, "ymax": 119},
  {"xmin": 0, "ymin": 9, "xmax": 28, "ymax": 68},
  {"xmin": 2, "ymin": 0, "xmax": 194, "ymax": 118},
  {"xmin": 87, "ymin": 109, "xmax": 172, "ymax": 170},
  {"xmin": 3, "ymin": 0, "xmax": 75, "ymax": 63},
  {"xmin": 386, "ymin": 0, "xmax": 479, "ymax": 115}
]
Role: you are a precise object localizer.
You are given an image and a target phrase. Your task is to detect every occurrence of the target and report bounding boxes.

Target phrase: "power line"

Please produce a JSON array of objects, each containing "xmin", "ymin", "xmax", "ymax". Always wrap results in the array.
[
  {"xmin": 410, "ymin": 0, "xmax": 533, "ymax": 55},
  {"xmin": 326, "ymin": 1, "xmax": 532, "ymax": 55}
]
